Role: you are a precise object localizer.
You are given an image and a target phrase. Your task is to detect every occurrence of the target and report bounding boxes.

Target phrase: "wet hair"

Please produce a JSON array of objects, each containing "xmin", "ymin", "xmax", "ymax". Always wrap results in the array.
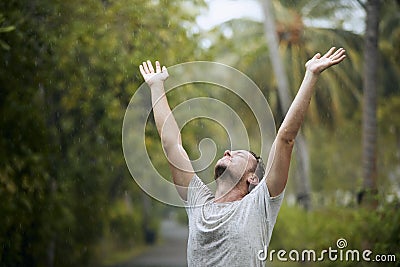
[{"xmin": 248, "ymin": 151, "xmax": 265, "ymax": 192}]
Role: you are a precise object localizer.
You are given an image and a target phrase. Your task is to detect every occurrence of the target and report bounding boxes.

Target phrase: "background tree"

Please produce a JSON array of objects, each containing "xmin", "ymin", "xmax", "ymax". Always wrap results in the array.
[
  {"xmin": 0, "ymin": 0, "xmax": 205, "ymax": 266},
  {"xmin": 360, "ymin": 0, "xmax": 380, "ymax": 207},
  {"xmin": 202, "ymin": 0, "xmax": 364, "ymax": 205},
  {"xmin": 261, "ymin": 0, "xmax": 312, "ymax": 210}
]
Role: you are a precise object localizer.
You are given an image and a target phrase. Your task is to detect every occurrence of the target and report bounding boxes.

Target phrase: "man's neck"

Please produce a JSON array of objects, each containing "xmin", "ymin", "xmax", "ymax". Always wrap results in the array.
[{"xmin": 214, "ymin": 181, "xmax": 248, "ymax": 203}]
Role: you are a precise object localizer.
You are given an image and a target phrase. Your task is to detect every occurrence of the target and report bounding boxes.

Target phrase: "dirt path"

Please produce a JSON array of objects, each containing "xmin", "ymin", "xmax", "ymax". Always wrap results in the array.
[{"xmin": 114, "ymin": 219, "xmax": 188, "ymax": 267}]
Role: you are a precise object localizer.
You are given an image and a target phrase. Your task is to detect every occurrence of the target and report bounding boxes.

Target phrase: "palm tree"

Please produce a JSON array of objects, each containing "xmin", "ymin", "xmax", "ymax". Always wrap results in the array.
[
  {"xmin": 360, "ymin": 0, "xmax": 380, "ymax": 207},
  {"xmin": 202, "ymin": 0, "xmax": 364, "ymax": 207},
  {"xmin": 261, "ymin": 0, "xmax": 312, "ymax": 210},
  {"xmin": 266, "ymin": 0, "xmax": 364, "ymax": 125}
]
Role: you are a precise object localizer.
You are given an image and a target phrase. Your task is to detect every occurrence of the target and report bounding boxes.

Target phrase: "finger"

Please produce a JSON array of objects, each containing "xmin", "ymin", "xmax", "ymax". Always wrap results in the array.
[
  {"xmin": 162, "ymin": 66, "xmax": 168, "ymax": 75},
  {"xmin": 313, "ymin": 53, "xmax": 321, "ymax": 59},
  {"xmin": 331, "ymin": 47, "xmax": 344, "ymax": 59},
  {"xmin": 139, "ymin": 65, "xmax": 146, "ymax": 76},
  {"xmin": 147, "ymin": 60, "xmax": 155, "ymax": 73},
  {"xmin": 323, "ymin": 47, "xmax": 336, "ymax": 58},
  {"xmin": 334, "ymin": 48, "xmax": 346, "ymax": 59},
  {"xmin": 155, "ymin": 61, "xmax": 161, "ymax": 73},
  {"xmin": 331, "ymin": 54, "xmax": 346, "ymax": 64},
  {"xmin": 142, "ymin": 61, "xmax": 150, "ymax": 73}
]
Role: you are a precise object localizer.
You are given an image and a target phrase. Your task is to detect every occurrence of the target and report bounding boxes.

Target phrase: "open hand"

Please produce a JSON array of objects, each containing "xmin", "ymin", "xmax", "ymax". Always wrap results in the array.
[
  {"xmin": 139, "ymin": 60, "xmax": 169, "ymax": 86},
  {"xmin": 305, "ymin": 47, "xmax": 346, "ymax": 74}
]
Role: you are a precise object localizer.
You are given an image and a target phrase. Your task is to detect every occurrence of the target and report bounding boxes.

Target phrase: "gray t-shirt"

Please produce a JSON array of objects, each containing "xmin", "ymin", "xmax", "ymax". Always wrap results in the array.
[{"xmin": 185, "ymin": 175, "xmax": 284, "ymax": 267}]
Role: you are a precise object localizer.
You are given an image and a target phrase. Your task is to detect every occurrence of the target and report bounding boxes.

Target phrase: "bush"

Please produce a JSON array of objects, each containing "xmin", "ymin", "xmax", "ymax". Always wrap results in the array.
[{"xmin": 269, "ymin": 200, "xmax": 400, "ymax": 267}]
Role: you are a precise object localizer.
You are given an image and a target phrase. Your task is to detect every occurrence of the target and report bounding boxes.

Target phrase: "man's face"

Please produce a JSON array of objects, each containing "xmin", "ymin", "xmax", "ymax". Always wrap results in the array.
[{"xmin": 214, "ymin": 150, "xmax": 258, "ymax": 182}]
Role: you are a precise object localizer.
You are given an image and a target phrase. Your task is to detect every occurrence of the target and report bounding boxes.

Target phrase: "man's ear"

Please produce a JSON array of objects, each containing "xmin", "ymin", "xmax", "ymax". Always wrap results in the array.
[
  {"xmin": 247, "ymin": 174, "xmax": 259, "ymax": 191},
  {"xmin": 247, "ymin": 174, "xmax": 259, "ymax": 185},
  {"xmin": 247, "ymin": 174, "xmax": 259, "ymax": 193}
]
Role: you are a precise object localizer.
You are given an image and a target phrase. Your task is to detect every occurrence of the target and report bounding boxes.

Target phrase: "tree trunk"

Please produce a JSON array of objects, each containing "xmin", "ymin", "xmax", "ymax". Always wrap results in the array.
[
  {"xmin": 261, "ymin": 0, "xmax": 311, "ymax": 210},
  {"xmin": 361, "ymin": 0, "xmax": 380, "ymax": 207}
]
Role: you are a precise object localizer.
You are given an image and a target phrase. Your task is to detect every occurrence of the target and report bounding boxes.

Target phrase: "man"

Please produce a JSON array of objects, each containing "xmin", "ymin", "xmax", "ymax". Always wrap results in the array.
[{"xmin": 139, "ymin": 47, "xmax": 346, "ymax": 266}]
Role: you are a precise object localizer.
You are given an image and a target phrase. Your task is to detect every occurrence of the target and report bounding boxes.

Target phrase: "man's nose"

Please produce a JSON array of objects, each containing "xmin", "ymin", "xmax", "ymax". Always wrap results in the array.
[{"xmin": 224, "ymin": 150, "xmax": 231, "ymax": 157}]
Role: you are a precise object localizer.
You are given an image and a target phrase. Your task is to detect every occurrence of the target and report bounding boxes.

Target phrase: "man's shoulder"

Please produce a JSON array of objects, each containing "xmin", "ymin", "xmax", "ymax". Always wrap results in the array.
[{"xmin": 186, "ymin": 174, "xmax": 215, "ymax": 207}]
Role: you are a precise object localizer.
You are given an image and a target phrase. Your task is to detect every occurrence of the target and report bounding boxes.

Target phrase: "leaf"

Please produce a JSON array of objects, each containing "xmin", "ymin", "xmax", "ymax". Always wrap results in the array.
[
  {"xmin": 0, "ymin": 39, "xmax": 10, "ymax": 50},
  {"xmin": 0, "ymin": 25, "xmax": 15, "ymax": 33}
]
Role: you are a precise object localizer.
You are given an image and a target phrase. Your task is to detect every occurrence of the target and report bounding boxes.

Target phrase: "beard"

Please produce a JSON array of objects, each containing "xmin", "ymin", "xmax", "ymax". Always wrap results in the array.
[
  {"xmin": 214, "ymin": 164, "xmax": 227, "ymax": 180},
  {"xmin": 214, "ymin": 162, "xmax": 241, "ymax": 188},
  {"xmin": 214, "ymin": 161, "xmax": 237, "ymax": 184}
]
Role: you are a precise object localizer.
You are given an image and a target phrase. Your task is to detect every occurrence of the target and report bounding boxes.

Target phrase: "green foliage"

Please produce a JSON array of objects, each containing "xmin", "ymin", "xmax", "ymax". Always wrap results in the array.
[
  {"xmin": 108, "ymin": 198, "xmax": 144, "ymax": 246},
  {"xmin": 306, "ymin": 119, "xmax": 362, "ymax": 195},
  {"xmin": 0, "ymin": 0, "xmax": 204, "ymax": 266},
  {"xmin": 0, "ymin": 0, "xmax": 398, "ymax": 266},
  {"xmin": 270, "ymin": 200, "xmax": 400, "ymax": 266},
  {"xmin": 0, "ymin": 13, "xmax": 15, "ymax": 50}
]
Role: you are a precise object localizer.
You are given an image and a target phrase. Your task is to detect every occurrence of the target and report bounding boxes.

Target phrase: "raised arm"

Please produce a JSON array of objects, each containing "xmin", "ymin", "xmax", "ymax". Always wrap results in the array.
[
  {"xmin": 265, "ymin": 47, "xmax": 346, "ymax": 197},
  {"xmin": 139, "ymin": 60, "xmax": 194, "ymax": 200}
]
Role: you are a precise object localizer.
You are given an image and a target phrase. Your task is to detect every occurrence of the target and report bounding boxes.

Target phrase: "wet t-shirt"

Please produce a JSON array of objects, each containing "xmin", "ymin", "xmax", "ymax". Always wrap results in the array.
[{"xmin": 185, "ymin": 175, "xmax": 284, "ymax": 267}]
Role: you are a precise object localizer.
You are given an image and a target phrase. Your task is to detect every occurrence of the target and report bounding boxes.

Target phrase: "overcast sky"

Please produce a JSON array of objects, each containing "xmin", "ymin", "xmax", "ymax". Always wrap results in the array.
[
  {"xmin": 196, "ymin": 0, "xmax": 263, "ymax": 29},
  {"xmin": 196, "ymin": 0, "xmax": 365, "ymax": 34}
]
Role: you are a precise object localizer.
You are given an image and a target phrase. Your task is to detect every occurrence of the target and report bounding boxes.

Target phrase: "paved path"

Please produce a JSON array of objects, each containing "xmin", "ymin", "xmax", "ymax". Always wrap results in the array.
[{"xmin": 115, "ymin": 219, "xmax": 188, "ymax": 267}]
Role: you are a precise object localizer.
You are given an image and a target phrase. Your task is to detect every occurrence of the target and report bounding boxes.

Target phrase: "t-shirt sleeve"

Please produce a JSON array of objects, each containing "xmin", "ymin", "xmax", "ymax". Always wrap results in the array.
[
  {"xmin": 184, "ymin": 174, "xmax": 214, "ymax": 213},
  {"xmin": 250, "ymin": 180, "xmax": 284, "ymax": 226}
]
